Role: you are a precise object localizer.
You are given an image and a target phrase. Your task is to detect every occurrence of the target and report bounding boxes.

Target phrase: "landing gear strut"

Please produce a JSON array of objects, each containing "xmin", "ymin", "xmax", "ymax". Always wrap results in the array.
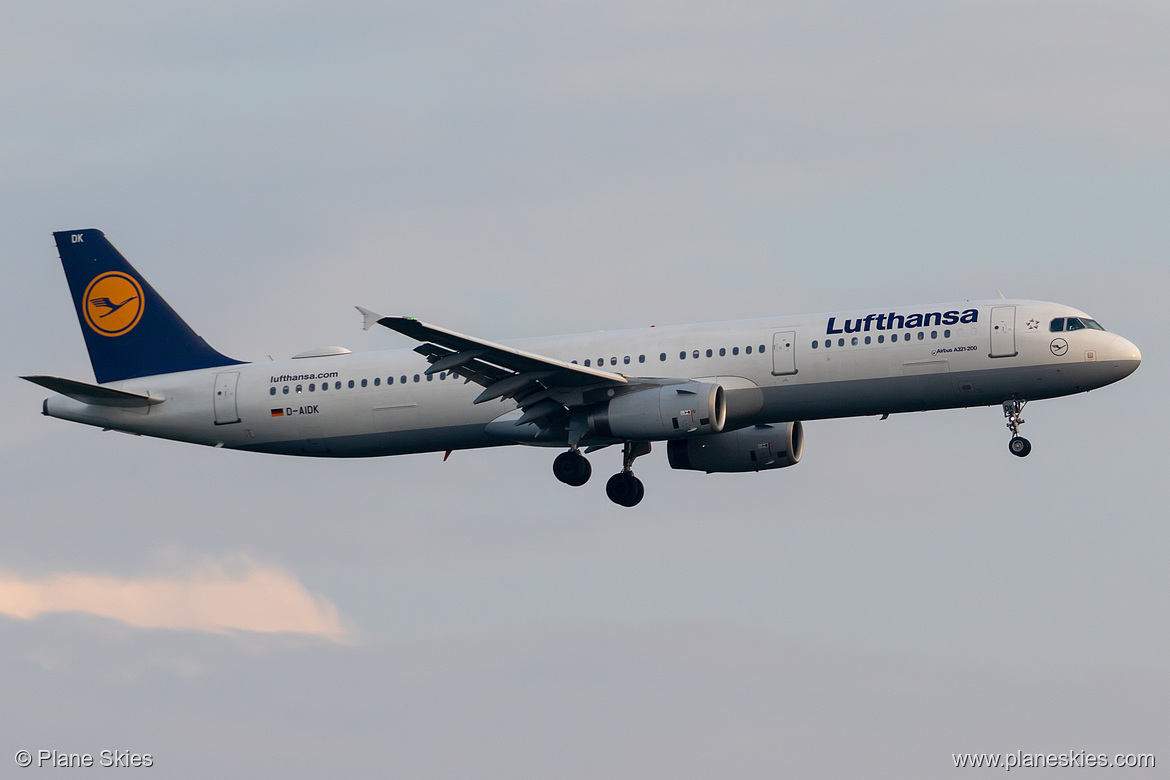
[
  {"xmin": 606, "ymin": 441, "xmax": 649, "ymax": 507},
  {"xmin": 553, "ymin": 449, "xmax": 592, "ymax": 486},
  {"xmin": 1003, "ymin": 398, "xmax": 1032, "ymax": 457}
]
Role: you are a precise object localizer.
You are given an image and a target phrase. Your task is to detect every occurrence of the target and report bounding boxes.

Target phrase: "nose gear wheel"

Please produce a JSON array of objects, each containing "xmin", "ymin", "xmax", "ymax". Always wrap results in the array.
[{"xmin": 1003, "ymin": 399, "xmax": 1031, "ymax": 457}]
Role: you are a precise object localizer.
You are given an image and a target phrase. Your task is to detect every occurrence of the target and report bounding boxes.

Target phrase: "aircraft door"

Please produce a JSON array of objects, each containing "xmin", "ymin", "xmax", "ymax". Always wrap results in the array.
[
  {"xmin": 989, "ymin": 306, "xmax": 1018, "ymax": 358},
  {"xmin": 213, "ymin": 371, "xmax": 241, "ymax": 425},
  {"xmin": 771, "ymin": 331, "xmax": 797, "ymax": 375}
]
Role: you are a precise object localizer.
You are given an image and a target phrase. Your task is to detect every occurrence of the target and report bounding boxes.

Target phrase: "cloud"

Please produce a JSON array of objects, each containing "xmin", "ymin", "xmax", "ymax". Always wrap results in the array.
[{"xmin": 0, "ymin": 559, "xmax": 348, "ymax": 642}]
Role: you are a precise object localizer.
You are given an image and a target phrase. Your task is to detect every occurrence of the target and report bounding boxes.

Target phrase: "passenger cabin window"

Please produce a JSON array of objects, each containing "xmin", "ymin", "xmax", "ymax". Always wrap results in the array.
[
  {"xmin": 745, "ymin": 346, "xmax": 752, "ymax": 354},
  {"xmin": 659, "ymin": 353, "xmax": 666, "ymax": 361}
]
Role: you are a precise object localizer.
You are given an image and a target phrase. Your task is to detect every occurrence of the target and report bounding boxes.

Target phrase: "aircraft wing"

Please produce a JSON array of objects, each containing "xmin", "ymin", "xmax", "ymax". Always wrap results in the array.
[{"xmin": 358, "ymin": 308, "xmax": 632, "ymax": 429}]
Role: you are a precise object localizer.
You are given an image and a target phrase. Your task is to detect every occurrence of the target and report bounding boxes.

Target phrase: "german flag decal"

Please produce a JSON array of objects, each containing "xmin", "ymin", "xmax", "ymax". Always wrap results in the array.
[{"xmin": 270, "ymin": 408, "xmax": 284, "ymax": 417}]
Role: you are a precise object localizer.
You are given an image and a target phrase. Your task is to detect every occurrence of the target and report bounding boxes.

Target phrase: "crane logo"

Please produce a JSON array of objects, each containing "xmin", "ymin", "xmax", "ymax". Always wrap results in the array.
[{"xmin": 83, "ymin": 272, "xmax": 144, "ymax": 337}]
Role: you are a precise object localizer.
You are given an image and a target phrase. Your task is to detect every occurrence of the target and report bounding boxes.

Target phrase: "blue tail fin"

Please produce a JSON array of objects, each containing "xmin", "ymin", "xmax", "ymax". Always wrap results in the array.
[{"xmin": 54, "ymin": 229, "xmax": 245, "ymax": 383}]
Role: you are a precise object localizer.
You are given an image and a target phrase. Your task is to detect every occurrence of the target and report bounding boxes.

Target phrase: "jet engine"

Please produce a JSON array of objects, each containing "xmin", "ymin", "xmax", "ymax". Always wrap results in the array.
[
  {"xmin": 666, "ymin": 421, "xmax": 804, "ymax": 473},
  {"xmin": 588, "ymin": 382, "xmax": 726, "ymax": 440}
]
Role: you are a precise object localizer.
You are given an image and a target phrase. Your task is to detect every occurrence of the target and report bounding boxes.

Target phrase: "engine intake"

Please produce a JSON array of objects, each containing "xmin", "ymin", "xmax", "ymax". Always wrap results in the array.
[
  {"xmin": 588, "ymin": 382, "xmax": 726, "ymax": 441},
  {"xmin": 667, "ymin": 421, "xmax": 804, "ymax": 473}
]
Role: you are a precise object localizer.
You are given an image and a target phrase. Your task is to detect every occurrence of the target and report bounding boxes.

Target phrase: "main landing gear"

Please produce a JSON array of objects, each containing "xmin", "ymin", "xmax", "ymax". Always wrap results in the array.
[
  {"xmin": 553, "ymin": 449, "xmax": 592, "ymax": 486},
  {"xmin": 552, "ymin": 441, "xmax": 649, "ymax": 507},
  {"xmin": 1003, "ymin": 398, "xmax": 1032, "ymax": 458},
  {"xmin": 606, "ymin": 441, "xmax": 649, "ymax": 507}
]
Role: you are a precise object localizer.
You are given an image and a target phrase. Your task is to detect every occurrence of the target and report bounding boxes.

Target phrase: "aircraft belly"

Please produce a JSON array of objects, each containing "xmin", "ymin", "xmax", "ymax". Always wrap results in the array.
[
  {"xmin": 757, "ymin": 361, "xmax": 1128, "ymax": 421},
  {"xmin": 239, "ymin": 422, "xmax": 499, "ymax": 457}
]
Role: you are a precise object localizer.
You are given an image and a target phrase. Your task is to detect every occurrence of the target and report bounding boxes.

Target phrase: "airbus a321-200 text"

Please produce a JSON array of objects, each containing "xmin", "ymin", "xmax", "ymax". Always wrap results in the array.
[{"xmin": 24, "ymin": 229, "xmax": 1142, "ymax": 507}]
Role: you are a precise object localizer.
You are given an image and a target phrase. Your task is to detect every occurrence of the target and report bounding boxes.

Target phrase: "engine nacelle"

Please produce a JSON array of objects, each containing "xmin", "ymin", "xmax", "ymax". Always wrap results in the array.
[
  {"xmin": 666, "ymin": 421, "xmax": 804, "ymax": 473},
  {"xmin": 588, "ymin": 382, "xmax": 726, "ymax": 441}
]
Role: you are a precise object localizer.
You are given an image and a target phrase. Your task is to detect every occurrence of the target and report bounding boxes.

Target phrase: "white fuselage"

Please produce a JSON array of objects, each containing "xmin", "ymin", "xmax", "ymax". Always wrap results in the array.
[{"xmin": 42, "ymin": 299, "xmax": 1141, "ymax": 457}]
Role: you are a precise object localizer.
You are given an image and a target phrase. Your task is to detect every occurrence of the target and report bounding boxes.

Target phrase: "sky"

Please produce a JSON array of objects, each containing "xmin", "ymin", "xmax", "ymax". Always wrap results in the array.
[{"xmin": 2, "ymin": 1, "xmax": 1167, "ymax": 776}]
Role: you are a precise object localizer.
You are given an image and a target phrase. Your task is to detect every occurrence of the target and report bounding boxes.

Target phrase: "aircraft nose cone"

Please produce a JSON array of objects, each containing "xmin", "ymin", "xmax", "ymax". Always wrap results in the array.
[
  {"xmin": 1109, "ymin": 335, "xmax": 1141, "ymax": 379},
  {"xmin": 1111, "ymin": 335, "xmax": 1141, "ymax": 364}
]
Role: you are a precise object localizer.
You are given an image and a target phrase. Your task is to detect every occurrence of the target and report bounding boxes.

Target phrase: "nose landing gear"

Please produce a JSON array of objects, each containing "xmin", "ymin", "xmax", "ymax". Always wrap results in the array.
[{"xmin": 1003, "ymin": 399, "xmax": 1031, "ymax": 457}]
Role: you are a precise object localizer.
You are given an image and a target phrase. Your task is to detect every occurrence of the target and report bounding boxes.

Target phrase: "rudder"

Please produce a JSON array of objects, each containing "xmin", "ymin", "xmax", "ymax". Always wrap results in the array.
[{"xmin": 54, "ymin": 229, "xmax": 244, "ymax": 383}]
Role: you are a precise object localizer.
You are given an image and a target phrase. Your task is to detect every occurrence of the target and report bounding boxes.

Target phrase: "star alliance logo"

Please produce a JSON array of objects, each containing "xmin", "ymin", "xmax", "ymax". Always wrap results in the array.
[{"xmin": 1026, "ymin": 318, "xmax": 1040, "ymax": 330}]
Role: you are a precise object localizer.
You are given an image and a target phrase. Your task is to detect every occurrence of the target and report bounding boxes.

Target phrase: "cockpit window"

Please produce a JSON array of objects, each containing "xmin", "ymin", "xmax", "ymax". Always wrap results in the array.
[{"xmin": 1051, "ymin": 316, "xmax": 1105, "ymax": 332}]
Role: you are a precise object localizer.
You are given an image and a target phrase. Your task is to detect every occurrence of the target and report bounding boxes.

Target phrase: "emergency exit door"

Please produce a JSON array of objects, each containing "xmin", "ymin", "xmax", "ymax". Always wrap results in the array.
[{"xmin": 772, "ymin": 331, "xmax": 797, "ymax": 375}]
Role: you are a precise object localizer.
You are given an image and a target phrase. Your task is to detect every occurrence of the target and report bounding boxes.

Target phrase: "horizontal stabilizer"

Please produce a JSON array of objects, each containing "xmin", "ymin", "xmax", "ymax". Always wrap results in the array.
[{"xmin": 21, "ymin": 375, "xmax": 164, "ymax": 408}]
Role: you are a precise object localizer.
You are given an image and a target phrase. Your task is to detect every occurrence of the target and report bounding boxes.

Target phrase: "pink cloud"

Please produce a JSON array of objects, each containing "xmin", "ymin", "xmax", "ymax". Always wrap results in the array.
[{"xmin": 0, "ymin": 560, "xmax": 348, "ymax": 642}]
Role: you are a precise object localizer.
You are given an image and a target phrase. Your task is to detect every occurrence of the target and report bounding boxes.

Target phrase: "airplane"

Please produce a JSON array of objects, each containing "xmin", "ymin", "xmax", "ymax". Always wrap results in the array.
[{"xmin": 23, "ymin": 229, "xmax": 1142, "ymax": 507}]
